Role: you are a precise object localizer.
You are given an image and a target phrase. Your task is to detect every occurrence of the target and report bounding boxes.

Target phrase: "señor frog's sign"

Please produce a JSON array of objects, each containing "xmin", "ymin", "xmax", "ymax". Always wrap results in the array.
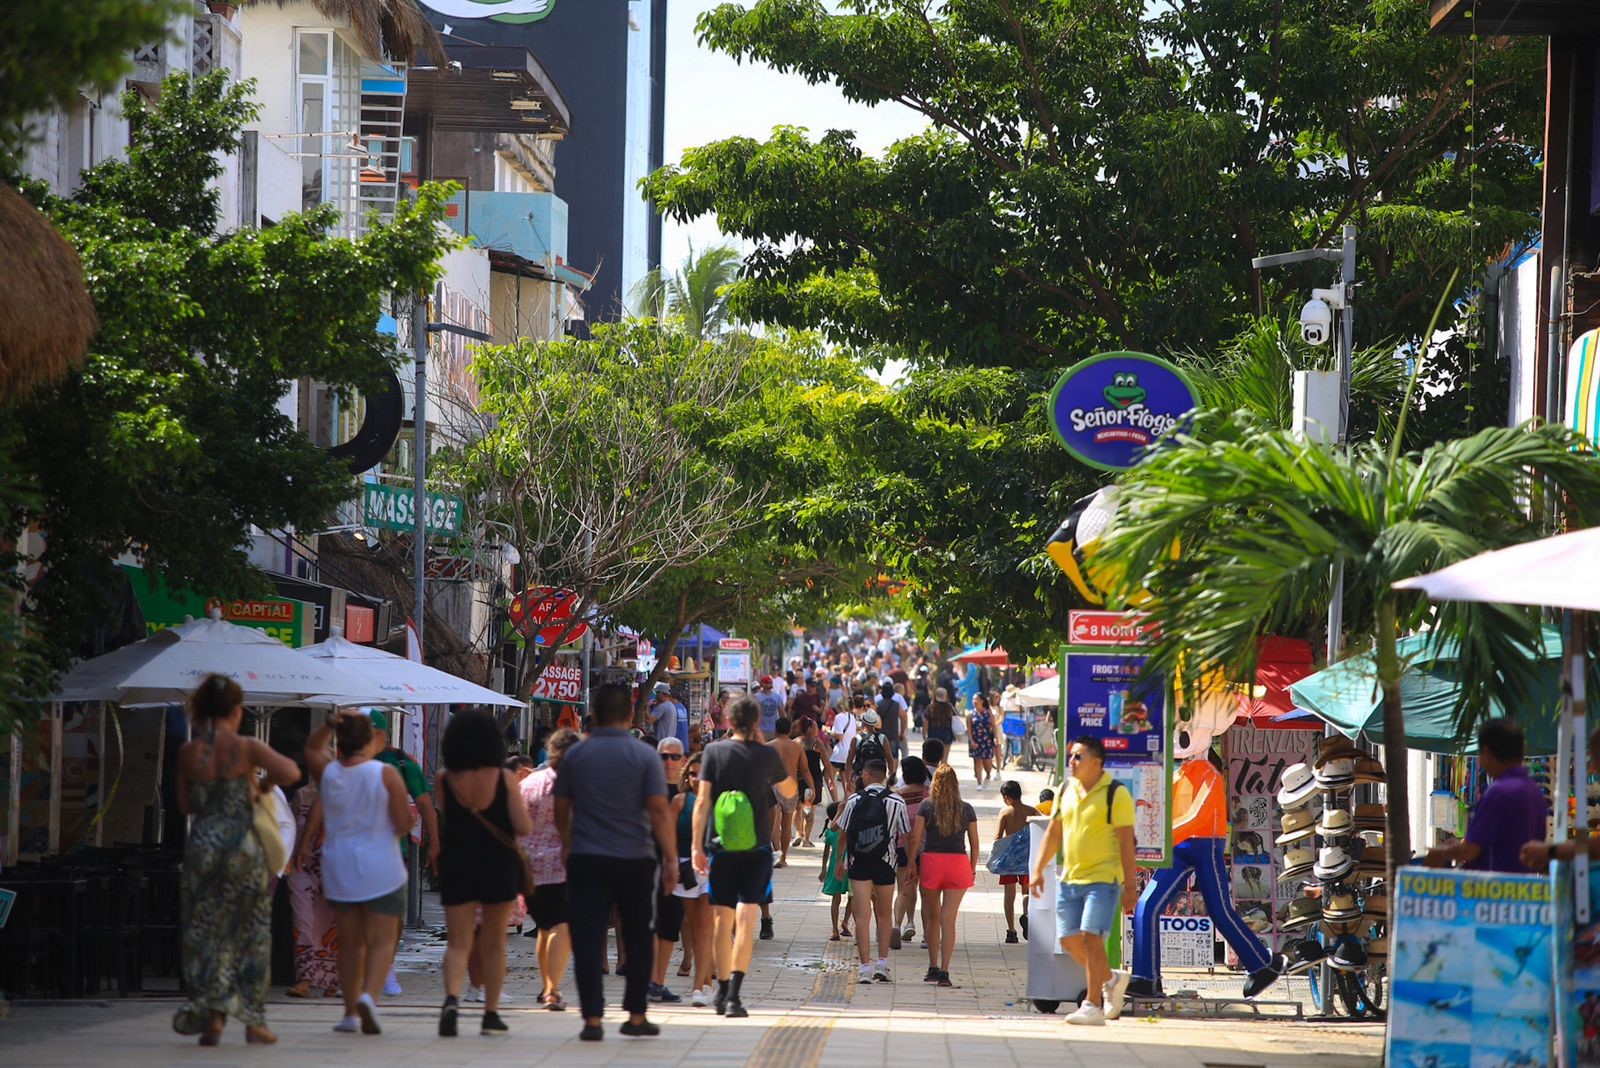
[
  {"xmin": 1048, "ymin": 351, "xmax": 1199, "ymax": 471},
  {"xmin": 419, "ymin": 0, "xmax": 554, "ymax": 24}
]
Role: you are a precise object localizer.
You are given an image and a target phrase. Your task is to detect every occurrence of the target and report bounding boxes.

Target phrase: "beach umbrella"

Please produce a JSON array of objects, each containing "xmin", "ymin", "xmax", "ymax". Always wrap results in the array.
[
  {"xmin": 52, "ymin": 614, "xmax": 386, "ymax": 706},
  {"xmin": 1014, "ymin": 675, "xmax": 1061, "ymax": 708},
  {"xmin": 952, "ymin": 644, "xmax": 1013, "ymax": 667},
  {"xmin": 1288, "ymin": 626, "xmax": 1563, "ymax": 755},
  {"xmin": 301, "ymin": 630, "xmax": 524, "ymax": 707}
]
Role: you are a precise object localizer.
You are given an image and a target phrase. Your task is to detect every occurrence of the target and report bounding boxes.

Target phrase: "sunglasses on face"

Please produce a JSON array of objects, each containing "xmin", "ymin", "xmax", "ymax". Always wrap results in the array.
[{"xmin": 661, "ymin": 753, "xmax": 684, "ymax": 762}]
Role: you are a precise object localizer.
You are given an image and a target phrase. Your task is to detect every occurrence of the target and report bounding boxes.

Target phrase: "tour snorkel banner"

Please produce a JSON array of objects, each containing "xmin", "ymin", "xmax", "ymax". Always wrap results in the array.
[{"xmin": 1048, "ymin": 351, "xmax": 1199, "ymax": 471}]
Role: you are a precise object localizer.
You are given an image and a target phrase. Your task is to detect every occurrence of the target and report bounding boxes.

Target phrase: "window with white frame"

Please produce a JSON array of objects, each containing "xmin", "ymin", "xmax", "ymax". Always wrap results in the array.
[{"xmin": 295, "ymin": 29, "xmax": 360, "ymax": 226}]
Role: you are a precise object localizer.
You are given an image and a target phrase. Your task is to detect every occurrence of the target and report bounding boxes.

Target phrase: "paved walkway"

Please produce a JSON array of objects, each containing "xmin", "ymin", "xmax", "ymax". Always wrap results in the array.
[{"xmin": 0, "ymin": 758, "xmax": 1384, "ymax": 1066}]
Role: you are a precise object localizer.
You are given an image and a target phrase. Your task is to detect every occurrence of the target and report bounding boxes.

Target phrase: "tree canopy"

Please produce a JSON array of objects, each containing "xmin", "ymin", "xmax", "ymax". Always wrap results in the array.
[{"xmin": 2, "ymin": 72, "xmax": 455, "ymax": 674}]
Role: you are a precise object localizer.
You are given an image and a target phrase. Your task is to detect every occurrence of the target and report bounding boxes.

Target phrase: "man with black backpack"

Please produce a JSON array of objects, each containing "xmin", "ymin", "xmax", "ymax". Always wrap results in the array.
[
  {"xmin": 848, "ymin": 709, "xmax": 895, "ymax": 787},
  {"xmin": 876, "ymin": 682, "xmax": 906, "ymax": 765},
  {"xmin": 832, "ymin": 759, "xmax": 909, "ymax": 983},
  {"xmin": 692, "ymin": 695, "xmax": 796, "ymax": 1018}
]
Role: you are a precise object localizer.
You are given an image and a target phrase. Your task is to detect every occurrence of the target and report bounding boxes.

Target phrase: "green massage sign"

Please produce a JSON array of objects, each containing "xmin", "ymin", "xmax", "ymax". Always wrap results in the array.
[{"xmin": 419, "ymin": 0, "xmax": 555, "ymax": 25}]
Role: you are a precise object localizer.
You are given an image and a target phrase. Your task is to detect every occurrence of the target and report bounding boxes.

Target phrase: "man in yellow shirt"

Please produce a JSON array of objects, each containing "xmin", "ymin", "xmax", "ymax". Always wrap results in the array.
[{"xmin": 1029, "ymin": 736, "xmax": 1137, "ymax": 1026}]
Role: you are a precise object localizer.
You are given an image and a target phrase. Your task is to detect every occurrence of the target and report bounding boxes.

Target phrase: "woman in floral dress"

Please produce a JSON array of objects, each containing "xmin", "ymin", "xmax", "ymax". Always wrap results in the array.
[
  {"xmin": 520, "ymin": 728, "xmax": 579, "ymax": 1009},
  {"xmin": 286, "ymin": 782, "xmax": 341, "ymax": 998},
  {"xmin": 966, "ymin": 692, "xmax": 998, "ymax": 790},
  {"xmin": 173, "ymin": 675, "xmax": 299, "ymax": 1046}
]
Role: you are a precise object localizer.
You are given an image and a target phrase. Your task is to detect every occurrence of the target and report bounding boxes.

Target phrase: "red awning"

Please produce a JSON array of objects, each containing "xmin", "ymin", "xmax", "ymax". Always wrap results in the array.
[{"xmin": 1238, "ymin": 636, "xmax": 1317, "ymax": 728}]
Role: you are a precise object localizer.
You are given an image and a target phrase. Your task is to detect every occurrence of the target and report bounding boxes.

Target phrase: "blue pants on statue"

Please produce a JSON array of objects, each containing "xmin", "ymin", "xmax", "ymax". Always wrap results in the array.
[{"xmin": 1133, "ymin": 836, "xmax": 1271, "ymax": 984}]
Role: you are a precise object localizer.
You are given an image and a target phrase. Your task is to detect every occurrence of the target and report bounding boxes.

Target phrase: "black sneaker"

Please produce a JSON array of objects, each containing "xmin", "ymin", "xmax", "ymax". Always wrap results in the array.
[
  {"xmin": 438, "ymin": 999, "xmax": 458, "ymax": 1038},
  {"xmin": 936, "ymin": 971, "xmax": 954, "ymax": 988},
  {"xmin": 1019, "ymin": 914, "xmax": 1028, "ymax": 939},
  {"xmin": 923, "ymin": 966, "xmax": 940, "ymax": 983},
  {"xmin": 759, "ymin": 918, "xmax": 775, "ymax": 940},
  {"xmin": 1125, "ymin": 978, "xmax": 1164, "ymax": 999},
  {"xmin": 1243, "ymin": 954, "xmax": 1289, "ymax": 999},
  {"xmin": 714, "ymin": 986, "xmax": 728, "ymax": 1015},
  {"xmin": 1004, "ymin": 930, "xmax": 1019, "ymax": 944},
  {"xmin": 619, "ymin": 1018, "xmax": 660, "ymax": 1037},
  {"xmin": 579, "ymin": 1023, "xmax": 604, "ymax": 1041},
  {"xmin": 651, "ymin": 984, "xmax": 682, "ymax": 1004},
  {"xmin": 480, "ymin": 1011, "xmax": 509, "ymax": 1036},
  {"xmin": 723, "ymin": 999, "xmax": 748, "ymax": 1019}
]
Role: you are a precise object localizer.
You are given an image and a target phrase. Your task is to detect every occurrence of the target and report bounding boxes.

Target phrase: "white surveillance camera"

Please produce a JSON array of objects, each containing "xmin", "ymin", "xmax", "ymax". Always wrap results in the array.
[{"xmin": 1300, "ymin": 298, "xmax": 1333, "ymax": 346}]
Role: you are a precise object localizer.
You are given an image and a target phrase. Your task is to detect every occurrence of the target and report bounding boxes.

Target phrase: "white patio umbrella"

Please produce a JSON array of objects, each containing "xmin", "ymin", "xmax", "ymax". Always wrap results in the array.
[
  {"xmin": 1394, "ymin": 526, "xmax": 1597, "ymax": 921},
  {"xmin": 1014, "ymin": 675, "xmax": 1063, "ymax": 708},
  {"xmin": 51, "ymin": 613, "xmax": 389, "ymax": 706},
  {"xmin": 300, "ymin": 630, "xmax": 525, "ymax": 707}
]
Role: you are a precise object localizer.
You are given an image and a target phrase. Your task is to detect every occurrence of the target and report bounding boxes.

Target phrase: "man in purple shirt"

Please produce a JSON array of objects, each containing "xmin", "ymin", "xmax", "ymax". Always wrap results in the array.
[{"xmin": 1426, "ymin": 718, "xmax": 1548, "ymax": 873}]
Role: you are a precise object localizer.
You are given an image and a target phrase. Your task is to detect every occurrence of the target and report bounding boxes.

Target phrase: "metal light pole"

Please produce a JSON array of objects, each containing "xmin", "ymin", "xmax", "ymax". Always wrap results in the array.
[
  {"xmin": 406, "ymin": 292, "xmax": 429, "ymax": 929},
  {"xmin": 1252, "ymin": 225, "xmax": 1357, "ymax": 1014}
]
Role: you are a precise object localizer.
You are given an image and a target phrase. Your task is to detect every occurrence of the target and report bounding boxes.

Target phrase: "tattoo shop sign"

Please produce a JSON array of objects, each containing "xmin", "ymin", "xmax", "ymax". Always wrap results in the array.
[{"xmin": 1048, "ymin": 351, "xmax": 1199, "ymax": 471}]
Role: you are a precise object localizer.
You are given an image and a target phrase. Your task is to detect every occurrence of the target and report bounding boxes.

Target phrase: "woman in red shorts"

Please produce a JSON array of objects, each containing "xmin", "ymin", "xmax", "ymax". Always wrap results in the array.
[{"xmin": 907, "ymin": 764, "xmax": 979, "ymax": 987}]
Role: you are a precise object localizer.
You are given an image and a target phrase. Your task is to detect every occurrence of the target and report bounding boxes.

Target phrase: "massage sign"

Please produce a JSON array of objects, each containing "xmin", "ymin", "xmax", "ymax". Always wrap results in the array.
[{"xmin": 1047, "ymin": 351, "xmax": 1199, "ymax": 471}]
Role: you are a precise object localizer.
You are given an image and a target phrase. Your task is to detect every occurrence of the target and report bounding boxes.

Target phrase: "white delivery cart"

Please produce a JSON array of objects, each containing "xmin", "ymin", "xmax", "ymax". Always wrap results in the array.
[{"xmin": 1026, "ymin": 814, "xmax": 1087, "ymax": 1013}]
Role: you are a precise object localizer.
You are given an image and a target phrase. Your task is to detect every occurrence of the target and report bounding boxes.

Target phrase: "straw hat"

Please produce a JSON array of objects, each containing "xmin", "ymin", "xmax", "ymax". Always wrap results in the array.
[
  {"xmin": 1313, "ymin": 735, "xmax": 1361, "ymax": 767},
  {"xmin": 1351, "ymin": 802, "xmax": 1386, "ymax": 831},
  {"xmin": 1277, "ymin": 763, "xmax": 1318, "ymax": 808},
  {"xmin": 1352, "ymin": 755, "xmax": 1385, "ymax": 784},
  {"xmin": 1364, "ymin": 893, "xmax": 1388, "ymax": 918},
  {"xmin": 1316, "ymin": 808, "xmax": 1355, "ymax": 839},
  {"xmin": 1322, "ymin": 887, "xmax": 1362, "ymax": 921},
  {"xmin": 1276, "ymin": 809, "xmax": 1317, "ymax": 846},
  {"xmin": 1329, "ymin": 936, "xmax": 1368, "ymax": 971},
  {"xmin": 1280, "ymin": 845, "xmax": 1316, "ymax": 879},
  {"xmin": 1314, "ymin": 757, "xmax": 1356, "ymax": 789},
  {"xmin": 1279, "ymin": 896, "xmax": 1323, "ymax": 930},
  {"xmin": 1355, "ymin": 844, "xmax": 1386, "ymax": 875},
  {"xmin": 1313, "ymin": 844, "xmax": 1357, "ymax": 882}
]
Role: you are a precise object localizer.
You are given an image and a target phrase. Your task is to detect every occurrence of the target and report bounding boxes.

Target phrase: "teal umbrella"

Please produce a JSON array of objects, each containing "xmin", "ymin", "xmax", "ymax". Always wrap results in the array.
[{"xmin": 1287, "ymin": 625, "xmax": 1563, "ymax": 755}]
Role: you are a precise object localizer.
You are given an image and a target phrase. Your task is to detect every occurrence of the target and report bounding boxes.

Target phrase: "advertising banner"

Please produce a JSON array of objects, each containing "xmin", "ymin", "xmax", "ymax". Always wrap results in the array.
[
  {"xmin": 1387, "ymin": 867, "xmax": 1554, "ymax": 1068},
  {"xmin": 1120, "ymin": 914, "xmax": 1215, "ymax": 969},
  {"xmin": 1062, "ymin": 651, "xmax": 1165, "ymax": 762},
  {"xmin": 530, "ymin": 662, "xmax": 584, "ymax": 705},
  {"xmin": 717, "ymin": 650, "xmax": 751, "ymax": 688},
  {"xmin": 363, "ymin": 482, "xmax": 464, "ymax": 534},
  {"xmin": 1047, "ymin": 351, "xmax": 1199, "ymax": 471},
  {"xmin": 123, "ymin": 565, "xmax": 311, "ymax": 647},
  {"xmin": 1224, "ymin": 721, "xmax": 1320, "ymax": 954}
]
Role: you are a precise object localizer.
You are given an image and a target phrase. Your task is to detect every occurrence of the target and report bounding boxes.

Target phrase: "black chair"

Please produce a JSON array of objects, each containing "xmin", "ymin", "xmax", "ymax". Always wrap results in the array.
[
  {"xmin": 0, "ymin": 876, "xmax": 86, "ymax": 997},
  {"xmin": 80, "ymin": 870, "xmax": 146, "ymax": 996},
  {"xmin": 137, "ymin": 865, "xmax": 184, "ymax": 990}
]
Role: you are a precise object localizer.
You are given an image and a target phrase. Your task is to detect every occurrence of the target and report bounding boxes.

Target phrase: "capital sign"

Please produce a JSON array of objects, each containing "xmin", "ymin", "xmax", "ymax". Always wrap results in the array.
[{"xmin": 1048, "ymin": 351, "xmax": 1199, "ymax": 471}]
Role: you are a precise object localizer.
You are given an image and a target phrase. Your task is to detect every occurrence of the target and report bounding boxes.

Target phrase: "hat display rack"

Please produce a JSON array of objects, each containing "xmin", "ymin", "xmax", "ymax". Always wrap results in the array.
[{"xmin": 1271, "ymin": 734, "xmax": 1388, "ymax": 1010}]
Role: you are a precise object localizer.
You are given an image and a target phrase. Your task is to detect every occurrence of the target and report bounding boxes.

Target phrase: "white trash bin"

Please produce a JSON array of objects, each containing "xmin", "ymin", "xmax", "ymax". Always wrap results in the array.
[{"xmin": 1025, "ymin": 815, "xmax": 1087, "ymax": 1014}]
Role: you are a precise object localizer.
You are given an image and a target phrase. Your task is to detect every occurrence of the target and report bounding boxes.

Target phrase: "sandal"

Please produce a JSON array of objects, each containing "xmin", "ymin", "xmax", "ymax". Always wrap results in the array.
[
  {"xmin": 286, "ymin": 982, "xmax": 312, "ymax": 999},
  {"xmin": 829, "ymin": 931, "xmax": 841, "ymax": 942},
  {"xmin": 540, "ymin": 992, "xmax": 567, "ymax": 1011},
  {"xmin": 677, "ymin": 961, "xmax": 692, "ymax": 977}
]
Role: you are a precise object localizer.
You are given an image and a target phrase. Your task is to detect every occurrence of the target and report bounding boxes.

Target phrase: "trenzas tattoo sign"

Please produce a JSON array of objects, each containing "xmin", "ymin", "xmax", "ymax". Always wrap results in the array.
[{"xmin": 1048, "ymin": 351, "xmax": 1199, "ymax": 471}]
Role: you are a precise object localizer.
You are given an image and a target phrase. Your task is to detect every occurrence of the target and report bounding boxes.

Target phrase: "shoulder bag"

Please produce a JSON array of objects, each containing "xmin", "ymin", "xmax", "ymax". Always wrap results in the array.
[
  {"xmin": 448, "ymin": 773, "xmax": 539, "ymax": 899},
  {"xmin": 252, "ymin": 787, "xmax": 289, "ymax": 876}
]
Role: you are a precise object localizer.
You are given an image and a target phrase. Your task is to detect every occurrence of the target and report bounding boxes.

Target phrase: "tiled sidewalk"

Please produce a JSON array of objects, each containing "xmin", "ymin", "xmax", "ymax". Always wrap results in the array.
[{"xmin": 0, "ymin": 759, "xmax": 1384, "ymax": 1066}]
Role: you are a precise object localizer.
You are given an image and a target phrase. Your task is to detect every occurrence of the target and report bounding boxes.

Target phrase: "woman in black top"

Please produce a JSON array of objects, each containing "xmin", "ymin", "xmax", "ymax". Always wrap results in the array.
[{"xmin": 435, "ymin": 711, "xmax": 533, "ymax": 1037}]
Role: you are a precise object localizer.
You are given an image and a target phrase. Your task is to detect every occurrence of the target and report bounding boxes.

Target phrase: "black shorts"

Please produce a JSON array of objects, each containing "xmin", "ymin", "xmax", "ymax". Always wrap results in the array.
[
  {"xmin": 528, "ymin": 883, "xmax": 568, "ymax": 929},
  {"xmin": 655, "ymin": 891, "xmax": 684, "ymax": 942},
  {"xmin": 708, "ymin": 848, "xmax": 774, "ymax": 907},
  {"xmin": 847, "ymin": 857, "xmax": 898, "ymax": 886}
]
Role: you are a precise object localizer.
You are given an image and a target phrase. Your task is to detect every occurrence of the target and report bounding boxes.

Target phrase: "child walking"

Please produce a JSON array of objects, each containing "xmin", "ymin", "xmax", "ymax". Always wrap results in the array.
[{"xmin": 819, "ymin": 801, "xmax": 852, "ymax": 939}]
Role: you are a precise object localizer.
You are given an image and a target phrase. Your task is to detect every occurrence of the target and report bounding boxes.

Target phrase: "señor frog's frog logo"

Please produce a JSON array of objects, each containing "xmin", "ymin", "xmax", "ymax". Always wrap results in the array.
[
  {"xmin": 1048, "ymin": 352, "xmax": 1199, "ymax": 472},
  {"xmin": 420, "ymin": 0, "xmax": 554, "ymax": 24}
]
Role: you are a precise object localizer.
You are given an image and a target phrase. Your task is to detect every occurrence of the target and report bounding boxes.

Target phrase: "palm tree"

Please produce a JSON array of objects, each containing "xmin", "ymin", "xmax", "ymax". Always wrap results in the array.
[
  {"xmin": 628, "ymin": 243, "xmax": 743, "ymax": 339},
  {"xmin": 1096, "ymin": 415, "xmax": 1600, "ymax": 884}
]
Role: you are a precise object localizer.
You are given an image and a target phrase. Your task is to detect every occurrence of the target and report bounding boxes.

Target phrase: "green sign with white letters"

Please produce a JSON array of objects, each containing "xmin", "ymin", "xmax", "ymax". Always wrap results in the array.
[{"xmin": 363, "ymin": 483, "xmax": 464, "ymax": 534}]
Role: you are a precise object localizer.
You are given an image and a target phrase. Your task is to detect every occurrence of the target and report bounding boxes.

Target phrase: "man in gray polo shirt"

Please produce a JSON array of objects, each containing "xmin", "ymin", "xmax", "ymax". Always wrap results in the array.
[{"xmin": 556, "ymin": 683, "xmax": 677, "ymax": 1042}]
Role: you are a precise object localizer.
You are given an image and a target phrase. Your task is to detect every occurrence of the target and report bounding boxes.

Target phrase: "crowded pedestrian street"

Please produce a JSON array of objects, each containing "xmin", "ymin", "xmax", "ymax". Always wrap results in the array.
[{"xmin": 0, "ymin": 754, "xmax": 1384, "ymax": 1067}]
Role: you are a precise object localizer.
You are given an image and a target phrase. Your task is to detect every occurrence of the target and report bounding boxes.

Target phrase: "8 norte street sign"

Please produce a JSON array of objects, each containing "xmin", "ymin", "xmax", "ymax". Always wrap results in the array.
[
  {"xmin": 1048, "ymin": 351, "xmax": 1199, "ymax": 471},
  {"xmin": 363, "ymin": 483, "xmax": 464, "ymax": 534}
]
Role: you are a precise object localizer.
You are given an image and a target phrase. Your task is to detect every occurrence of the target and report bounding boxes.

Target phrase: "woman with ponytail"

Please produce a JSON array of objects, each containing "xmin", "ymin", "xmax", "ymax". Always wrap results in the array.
[{"xmin": 906, "ymin": 764, "xmax": 979, "ymax": 987}]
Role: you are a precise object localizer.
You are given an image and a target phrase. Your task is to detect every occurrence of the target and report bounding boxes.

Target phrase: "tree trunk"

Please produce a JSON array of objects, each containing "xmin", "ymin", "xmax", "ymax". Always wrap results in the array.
[{"xmin": 1376, "ymin": 598, "xmax": 1411, "ymax": 890}]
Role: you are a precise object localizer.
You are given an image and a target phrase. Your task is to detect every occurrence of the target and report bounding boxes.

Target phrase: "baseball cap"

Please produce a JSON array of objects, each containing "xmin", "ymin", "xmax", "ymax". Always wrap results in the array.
[
  {"xmin": 760, "ymin": 675, "xmax": 773, "ymax": 686},
  {"xmin": 653, "ymin": 681, "xmax": 671, "ymax": 694},
  {"xmin": 366, "ymin": 708, "xmax": 389, "ymax": 733}
]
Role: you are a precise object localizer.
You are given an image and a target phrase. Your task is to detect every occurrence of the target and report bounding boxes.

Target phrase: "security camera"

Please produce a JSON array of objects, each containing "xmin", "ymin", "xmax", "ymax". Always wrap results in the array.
[{"xmin": 1300, "ymin": 298, "xmax": 1333, "ymax": 346}]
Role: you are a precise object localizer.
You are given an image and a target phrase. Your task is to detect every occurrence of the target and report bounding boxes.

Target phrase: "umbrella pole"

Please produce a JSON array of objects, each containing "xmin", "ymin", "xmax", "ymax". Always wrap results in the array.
[{"xmin": 1570, "ymin": 609, "xmax": 1590, "ymax": 924}]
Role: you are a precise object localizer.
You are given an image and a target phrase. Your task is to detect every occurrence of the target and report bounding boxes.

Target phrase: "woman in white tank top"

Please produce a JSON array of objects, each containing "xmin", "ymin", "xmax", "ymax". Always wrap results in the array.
[{"xmin": 305, "ymin": 711, "xmax": 410, "ymax": 1037}]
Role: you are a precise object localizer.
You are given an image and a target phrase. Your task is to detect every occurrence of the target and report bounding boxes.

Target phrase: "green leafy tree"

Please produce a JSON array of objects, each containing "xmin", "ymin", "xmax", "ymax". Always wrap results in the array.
[
  {"xmin": 443, "ymin": 321, "xmax": 771, "ymax": 697},
  {"xmin": 2, "ymin": 72, "xmax": 455, "ymax": 686},
  {"xmin": 0, "ymin": 0, "xmax": 186, "ymax": 160},
  {"xmin": 646, "ymin": 0, "xmax": 1540, "ymax": 366},
  {"xmin": 1095, "ymin": 415, "xmax": 1600, "ymax": 885}
]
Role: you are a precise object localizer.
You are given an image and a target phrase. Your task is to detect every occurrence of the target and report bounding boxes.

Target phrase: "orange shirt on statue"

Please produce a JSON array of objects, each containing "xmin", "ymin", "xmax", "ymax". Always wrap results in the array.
[{"xmin": 1172, "ymin": 758, "xmax": 1228, "ymax": 844}]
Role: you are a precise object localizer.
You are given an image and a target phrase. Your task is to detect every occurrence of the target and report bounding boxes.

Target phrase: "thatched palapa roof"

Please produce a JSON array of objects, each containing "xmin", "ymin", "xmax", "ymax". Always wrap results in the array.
[
  {"xmin": 0, "ymin": 184, "xmax": 97, "ymax": 403},
  {"xmin": 254, "ymin": 1, "xmax": 447, "ymax": 65}
]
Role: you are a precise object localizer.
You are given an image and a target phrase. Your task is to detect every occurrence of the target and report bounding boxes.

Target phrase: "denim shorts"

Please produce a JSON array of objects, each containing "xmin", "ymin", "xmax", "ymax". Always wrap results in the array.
[{"xmin": 1055, "ymin": 880, "xmax": 1120, "ymax": 938}]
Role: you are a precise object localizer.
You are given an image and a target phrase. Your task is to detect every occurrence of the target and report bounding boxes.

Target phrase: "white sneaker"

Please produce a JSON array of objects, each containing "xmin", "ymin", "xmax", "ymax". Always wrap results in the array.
[
  {"xmin": 691, "ymin": 987, "xmax": 711, "ymax": 1007},
  {"xmin": 383, "ymin": 969, "xmax": 401, "ymax": 997},
  {"xmin": 859, "ymin": 963, "xmax": 873, "ymax": 982},
  {"xmin": 1065, "ymin": 1001, "xmax": 1107, "ymax": 1026},
  {"xmin": 333, "ymin": 1015, "xmax": 360, "ymax": 1033},
  {"xmin": 464, "ymin": 985, "xmax": 485, "ymax": 1003},
  {"xmin": 1103, "ymin": 969, "xmax": 1131, "ymax": 1020},
  {"xmin": 873, "ymin": 959, "xmax": 892, "ymax": 983}
]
